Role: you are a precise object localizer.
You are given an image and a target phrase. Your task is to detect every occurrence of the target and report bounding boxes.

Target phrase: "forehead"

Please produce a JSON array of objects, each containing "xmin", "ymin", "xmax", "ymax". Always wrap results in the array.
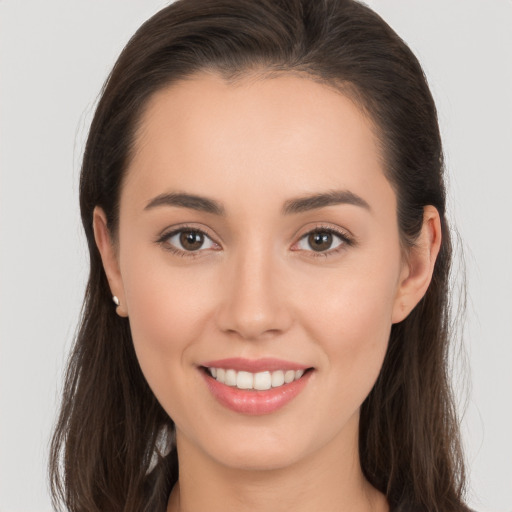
[{"xmin": 123, "ymin": 72, "xmax": 393, "ymax": 215}]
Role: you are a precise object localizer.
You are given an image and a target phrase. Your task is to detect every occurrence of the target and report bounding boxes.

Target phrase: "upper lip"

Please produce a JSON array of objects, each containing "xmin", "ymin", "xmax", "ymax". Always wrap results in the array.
[{"xmin": 200, "ymin": 357, "xmax": 310, "ymax": 373}]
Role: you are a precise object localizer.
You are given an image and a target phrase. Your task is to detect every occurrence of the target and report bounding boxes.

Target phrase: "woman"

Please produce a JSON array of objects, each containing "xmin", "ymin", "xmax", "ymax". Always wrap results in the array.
[{"xmin": 49, "ymin": 0, "xmax": 471, "ymax": 511}]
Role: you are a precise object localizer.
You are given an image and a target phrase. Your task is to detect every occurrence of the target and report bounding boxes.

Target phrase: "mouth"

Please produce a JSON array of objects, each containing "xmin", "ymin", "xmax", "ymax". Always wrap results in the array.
[
  {"xmin": 199, "ymin": 358, "xmax": 314, "ymax": 415},
  {"xmin": 202, "ymin": 366, "xmax": 312, "ymax": 391}
]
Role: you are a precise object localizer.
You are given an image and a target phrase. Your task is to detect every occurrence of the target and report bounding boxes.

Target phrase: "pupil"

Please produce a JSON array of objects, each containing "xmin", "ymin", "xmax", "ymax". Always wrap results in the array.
[
  {"xmin": 180, "ymin": 231, "xmax": 203, "ymax": 250},
  {"xmin": 309, "ymin": 232, "xmax": 332, "ymax": 251}
]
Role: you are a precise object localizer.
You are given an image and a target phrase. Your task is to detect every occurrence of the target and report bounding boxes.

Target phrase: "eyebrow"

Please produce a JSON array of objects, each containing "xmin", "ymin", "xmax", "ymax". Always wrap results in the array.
[
  {"xmin": 144, "ymin": 192, "xmax": 225, "ymax": 215},
  {"xmin": 144, "ymin": 189, "xmax": 371, "ymax": 215},
  {"xmin": 282, "ymin": 190, "xmax": 371, "ymax": 215}
]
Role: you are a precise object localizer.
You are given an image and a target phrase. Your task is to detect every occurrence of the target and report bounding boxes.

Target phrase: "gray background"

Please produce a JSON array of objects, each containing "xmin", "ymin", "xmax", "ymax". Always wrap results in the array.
[{"xmin": 1, "ymin": 1, "xmax": 511, "ymax": 510}]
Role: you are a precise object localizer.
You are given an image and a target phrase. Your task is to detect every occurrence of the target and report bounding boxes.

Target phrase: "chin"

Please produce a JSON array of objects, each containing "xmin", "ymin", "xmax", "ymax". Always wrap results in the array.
[
  {"xmin": 190, "ymin": 423, "xmax": 321, "ymax": 472},
  {"xmin": 213, "ymin": 445, "xmax": 305, "ymax": 472}
]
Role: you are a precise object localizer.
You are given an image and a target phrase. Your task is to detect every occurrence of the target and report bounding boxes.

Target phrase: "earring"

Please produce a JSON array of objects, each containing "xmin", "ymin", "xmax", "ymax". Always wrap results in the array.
[{"xmin": 112, "ymin": 295, "xmax": 120, "ymax": 306}]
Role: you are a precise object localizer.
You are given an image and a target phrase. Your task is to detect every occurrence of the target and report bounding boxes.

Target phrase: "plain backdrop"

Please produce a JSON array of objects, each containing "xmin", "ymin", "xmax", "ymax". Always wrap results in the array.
[{"xmin": 0, "ymin": 1, "xmax": 511, "ymax": 511}]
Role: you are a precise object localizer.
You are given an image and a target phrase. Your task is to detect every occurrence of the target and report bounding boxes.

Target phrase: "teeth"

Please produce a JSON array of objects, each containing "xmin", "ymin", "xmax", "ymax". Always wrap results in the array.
[
  {"xmin": 225, "ymin": 369, "xmax": 237, "ymax": 387},
  {"xmin": 237, "ymin": 371, "xmax": 253, "ymax": 389},
  {"xmin": 254, "ymin": 371, "xmax": 271, "ymax": 390},
  {"xmin": 208, "ymin": 367, "xmax": 307, "ymax": 390},
  {"xmin": 271, "ymin": 370, "xmax": 285, "ymax": 387},
  {"xmin": 284, "ymin": 370, "xmax": 295, "ymax": 384}
]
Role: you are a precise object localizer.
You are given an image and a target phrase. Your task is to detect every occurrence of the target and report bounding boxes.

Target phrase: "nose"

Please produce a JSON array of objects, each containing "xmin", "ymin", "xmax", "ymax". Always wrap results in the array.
[{"xmin": 215, "ymin": 244, "xmax": 292, "ymax": 341}]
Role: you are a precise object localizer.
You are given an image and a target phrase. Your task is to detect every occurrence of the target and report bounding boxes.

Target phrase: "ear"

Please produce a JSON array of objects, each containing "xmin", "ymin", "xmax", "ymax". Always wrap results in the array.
[
  {"xmin": 92, "ymin": 206, "xmax": 128, "ymax": 317},
  {"xmin": 392, "ymin": 205, "xmax": 442, "ymax": 323}
]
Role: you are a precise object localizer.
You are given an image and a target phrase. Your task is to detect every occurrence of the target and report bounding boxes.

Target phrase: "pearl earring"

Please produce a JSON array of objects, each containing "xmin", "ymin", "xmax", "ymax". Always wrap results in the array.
[{"xmin": 112, "ymin": 296, "xmax": 120, "ymax": 306}]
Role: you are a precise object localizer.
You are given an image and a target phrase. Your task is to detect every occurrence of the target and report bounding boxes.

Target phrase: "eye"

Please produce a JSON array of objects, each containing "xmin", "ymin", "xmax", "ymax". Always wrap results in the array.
[
  {"xmin": 294, "ymin": 227, "xmax": 352, "ymax": 255},
  {"xmin": 159, "ymin": 228, "xmax": 220, "ymax": 255}
]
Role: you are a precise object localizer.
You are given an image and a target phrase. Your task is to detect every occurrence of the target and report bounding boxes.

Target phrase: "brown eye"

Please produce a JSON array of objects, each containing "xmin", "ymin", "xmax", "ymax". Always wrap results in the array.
[
  {"xmin": 163, "ymin": 228, "xmax": 218, "ymax": 254},
  {"xmin": 294, "ymin": 228, "xmax": 349, "ymax": 254},
  {"xmin": 307, "ymin": 232, "xmax": 334, "ymax": 252},
  {"xmin": 179, "ymin": 230, "xmax": 204, "ymax": 251}
]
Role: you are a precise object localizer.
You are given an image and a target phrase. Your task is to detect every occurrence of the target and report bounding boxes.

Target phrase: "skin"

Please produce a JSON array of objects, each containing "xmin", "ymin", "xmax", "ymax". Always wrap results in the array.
[{"xmin": 94, "ymin": 72, "xmax": 441, "ymax": 512}]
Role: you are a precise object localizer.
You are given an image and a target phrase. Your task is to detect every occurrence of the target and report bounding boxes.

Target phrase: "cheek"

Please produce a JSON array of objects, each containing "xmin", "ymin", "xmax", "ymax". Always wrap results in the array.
[
  {"xmin": 119, "ymin": 249, "xmax": 215, "ymax": 395},
  {"xmin": 315, "ymin": 282, "xmax": 392, "ymax": 379},
  {"xmin": 296, "ymin": 252, "xmax": 401, "ymax": 405},
  {"xmin": 300, "ymin": 249, "xmax": 399, "ymax": 342}
]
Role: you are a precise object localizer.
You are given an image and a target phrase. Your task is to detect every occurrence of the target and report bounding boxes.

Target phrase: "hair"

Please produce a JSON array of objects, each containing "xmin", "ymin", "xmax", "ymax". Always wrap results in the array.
[{"xmin": 49, "ymin": 1, "xmax": 469, "ymax": 511}]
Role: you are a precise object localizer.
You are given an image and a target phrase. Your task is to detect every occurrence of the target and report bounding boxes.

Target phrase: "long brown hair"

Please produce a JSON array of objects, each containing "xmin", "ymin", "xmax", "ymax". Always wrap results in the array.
[{"xmin": 49, "ymin": 1, "xmax": 469, "ymax": 510}]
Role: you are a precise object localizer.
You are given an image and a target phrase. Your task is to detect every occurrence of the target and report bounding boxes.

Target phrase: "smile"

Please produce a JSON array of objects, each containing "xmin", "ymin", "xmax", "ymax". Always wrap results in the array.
[
  {"xmin": 206, "ymin": 367, "xmax": 305, "ymax": 391},
  {"xmin": 200, "ymin": 358, "xmax": 313, "ymax": 415}
]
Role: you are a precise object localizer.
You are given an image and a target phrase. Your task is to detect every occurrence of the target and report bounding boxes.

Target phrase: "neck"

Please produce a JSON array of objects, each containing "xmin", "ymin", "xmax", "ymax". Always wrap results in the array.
[{"xmin": 166, "ymin": 414, "xmax": 388, "ymax": 512}]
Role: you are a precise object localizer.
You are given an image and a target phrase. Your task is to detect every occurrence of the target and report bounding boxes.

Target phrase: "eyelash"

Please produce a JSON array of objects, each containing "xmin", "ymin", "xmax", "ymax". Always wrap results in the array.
[
  {"xmin": 156, "ymin": 224, "xmax": 354, "ymax": 259},
  {"xmin": 294, "ymin": 225, "xmax": 354, "ymax": 258}
]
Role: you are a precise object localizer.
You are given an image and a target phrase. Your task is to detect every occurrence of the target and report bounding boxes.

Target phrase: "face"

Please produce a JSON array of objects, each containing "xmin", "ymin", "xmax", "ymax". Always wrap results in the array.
[{"xmin": 97, "ymin": 72, "xmax": 423, "ymax": 471}]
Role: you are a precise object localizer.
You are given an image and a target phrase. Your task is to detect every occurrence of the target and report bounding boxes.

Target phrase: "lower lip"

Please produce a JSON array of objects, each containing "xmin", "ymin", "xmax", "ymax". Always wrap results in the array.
[{"xmin": 202, "ymin": 369, "xmax": 312, "ymax": 415}]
